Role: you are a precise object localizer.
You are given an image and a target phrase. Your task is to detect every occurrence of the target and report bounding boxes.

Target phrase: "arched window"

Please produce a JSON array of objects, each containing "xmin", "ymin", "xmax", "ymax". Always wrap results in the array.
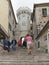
[{"xmin": 38, "ymin": 41, "xmax": 40, "ymax": 48}]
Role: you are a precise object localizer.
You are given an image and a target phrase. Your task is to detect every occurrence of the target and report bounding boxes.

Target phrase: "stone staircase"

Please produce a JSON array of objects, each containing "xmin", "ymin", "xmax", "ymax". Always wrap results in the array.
[{"xmin": 0, "ymin": 46, "xmax": 49, "ymax": 65}]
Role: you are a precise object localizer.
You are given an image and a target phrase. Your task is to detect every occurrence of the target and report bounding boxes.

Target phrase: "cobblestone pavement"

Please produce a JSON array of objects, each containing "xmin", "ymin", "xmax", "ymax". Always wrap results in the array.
[{"xmin": 0, "ymin": 46, "xmax": 49, "ymax": 65}]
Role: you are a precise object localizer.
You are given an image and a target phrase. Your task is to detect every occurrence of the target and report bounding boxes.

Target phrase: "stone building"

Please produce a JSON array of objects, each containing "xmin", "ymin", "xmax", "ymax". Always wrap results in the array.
[
  {"xmin": 0, "ymin": 0, "xmax": 17, "ymax": 41},
  {"xmin": 0, "ymin": 0, "xmax": 8, "ymax": 32},
  {"xmin": 16, "ymin": 7, "xmax": 32, "ymax": 40},
  {"xmin": 33, "ymin": 3, "xmax": 49, "ymax": 53},
  {"xmin": 0, "ymin": 24, "xmax": 8, "ymax": 39},
  {"xmin": 36, "ymin": 21, "xmax": 49, "ymax": 53},
  {"xmin": 8, "ymin": 0, "xmax": 17, "ymax": 41}
]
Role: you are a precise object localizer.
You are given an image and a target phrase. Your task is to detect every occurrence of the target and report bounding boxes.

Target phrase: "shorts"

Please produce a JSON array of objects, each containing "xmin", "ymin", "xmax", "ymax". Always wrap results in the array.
[{"xmin": 27, "ymin": 42, "xmax": 32, "ymax": 49}]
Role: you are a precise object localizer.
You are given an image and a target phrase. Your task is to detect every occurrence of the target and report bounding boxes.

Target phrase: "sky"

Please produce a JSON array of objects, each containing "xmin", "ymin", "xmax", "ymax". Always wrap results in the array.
[{"xmin": 11, "ymin": 0, "xmax": 49, "ymax": 13}]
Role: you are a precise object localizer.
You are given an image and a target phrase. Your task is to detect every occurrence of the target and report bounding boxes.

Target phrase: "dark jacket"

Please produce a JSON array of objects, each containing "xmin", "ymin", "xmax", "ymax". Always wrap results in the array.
[
  {"xmin": 11, "ymin": 40, "xmax": 17, "ymax": 45},
  {"xmin": 3, "ymin": 40, "xmax": 9, "ymax": 47}
]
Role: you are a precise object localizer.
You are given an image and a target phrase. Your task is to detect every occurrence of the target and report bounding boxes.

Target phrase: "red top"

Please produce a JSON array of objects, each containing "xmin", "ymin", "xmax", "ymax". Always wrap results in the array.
[
  {"xmin": 18, "ymin": 40, "xmax": 22, "ymax": 45},
  {"xmin": 25, "ymin": 36, "xmax": 32, "ymax": 42}
]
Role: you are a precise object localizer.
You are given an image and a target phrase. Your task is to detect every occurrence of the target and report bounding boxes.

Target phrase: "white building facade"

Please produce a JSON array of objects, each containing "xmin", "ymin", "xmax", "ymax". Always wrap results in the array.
[{"xmin": 16, "ymin": 7, "xmax": 32, "ymax": 39}]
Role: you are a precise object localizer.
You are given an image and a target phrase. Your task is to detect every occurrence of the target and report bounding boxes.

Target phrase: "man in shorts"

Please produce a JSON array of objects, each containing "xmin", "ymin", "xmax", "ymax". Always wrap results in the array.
[{"xmin": 25, "ymin": 34, "xmax": 32, "ymax": 54}]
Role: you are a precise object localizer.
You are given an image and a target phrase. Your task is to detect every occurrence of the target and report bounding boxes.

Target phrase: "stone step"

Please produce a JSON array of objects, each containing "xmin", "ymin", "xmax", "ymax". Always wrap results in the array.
[
  {"xmin": 0, "ymin": 60, "xmax": 33, "ymax": 65},
  {"xmin": 0, "ymin": 60, "xmax": 49, "ymax": 65},
  {"xmin": 0, "ymin": 46, "xmax": 49, "ymax": 65}
]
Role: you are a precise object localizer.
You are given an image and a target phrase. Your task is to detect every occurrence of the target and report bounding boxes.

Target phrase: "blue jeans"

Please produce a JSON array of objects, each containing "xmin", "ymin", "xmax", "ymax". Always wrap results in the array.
[{"xmin": 12, "ymin": 45, "xmax": 16, "ymax": 50}]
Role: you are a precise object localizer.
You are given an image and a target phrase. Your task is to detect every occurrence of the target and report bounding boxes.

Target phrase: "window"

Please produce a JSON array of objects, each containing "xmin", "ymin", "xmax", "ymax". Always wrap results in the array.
[
  {"xmin": 12, "ymin": 31, "xmax": 15, "ymax": 36},
  {"xmin": 9, "ymin": 10, "xmax": 11, "ymax": 17},
  {"xmin": 36, "ymin": 25, "xmax": 40, "ymax": 34},
  {"xmin": 42, "ymin": 8, "xmax": 47, "ymax": 17},
  {"xmin": 30, "ymin": 26, "xmax": 32, "ymax": 30},
  {"xmin": 44, "ymin": 35, "xmax": 47, "ymax": 41},
  {"xmin": 30, "ymin": 31, "xmax": 33, "ymax": 37},
  {"xmin": 9, "ymin": 23, "xmax": 11, "ymax": 31},
  {"xmin": 38, "ymin": 41, "xmax": 40, "ymax": 48}
]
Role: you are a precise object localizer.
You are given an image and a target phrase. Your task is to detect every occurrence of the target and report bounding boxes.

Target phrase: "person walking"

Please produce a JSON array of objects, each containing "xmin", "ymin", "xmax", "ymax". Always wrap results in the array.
[
  {"xmin": 25, "ymin": 34, "xmax": 32, "ymax": 54},
  {"xmin": 23, "ymin": 36, "xmax": 27, "ymax": 48},
  {"xmin": 3, "ymin": 37, "xmax": 10, "ymax": 55},
  {"xmin": 11, "ymin": 37, "xmax": 17, "ymax": 50},
  {"xmin": 18, "ymin": 38, "xmax": 22, "ymax": 47},
  {"xmin": 22, "ymin": 37, "xmax": 24, "ymax": 46}
]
